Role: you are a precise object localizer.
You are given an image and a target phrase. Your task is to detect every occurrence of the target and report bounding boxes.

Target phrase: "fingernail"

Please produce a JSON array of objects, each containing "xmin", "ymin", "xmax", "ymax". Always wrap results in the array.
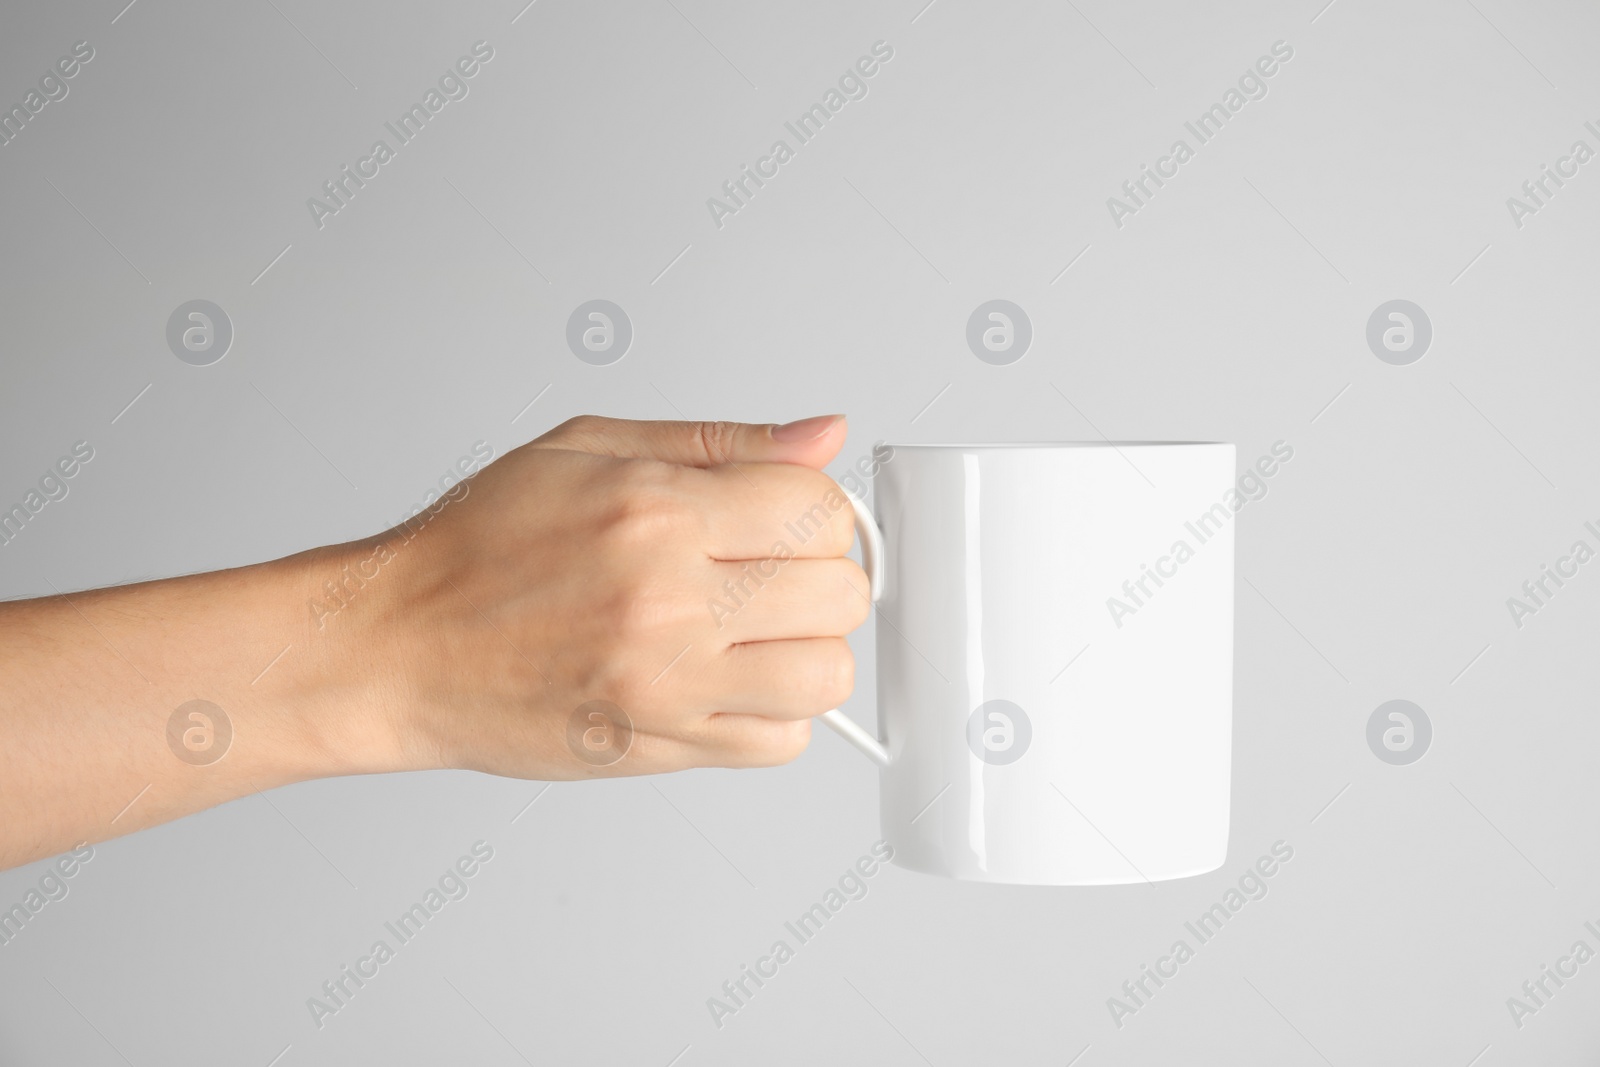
[{"xmin": 771, "ymin": 414, "xmax": 844, "ymax": 443}]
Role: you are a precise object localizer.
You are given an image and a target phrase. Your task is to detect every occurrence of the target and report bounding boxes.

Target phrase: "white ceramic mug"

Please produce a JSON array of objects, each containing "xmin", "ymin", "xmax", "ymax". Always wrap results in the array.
[{"xmin": 820, "ymin": 442, "xmax": 1236, "ymax": 885}]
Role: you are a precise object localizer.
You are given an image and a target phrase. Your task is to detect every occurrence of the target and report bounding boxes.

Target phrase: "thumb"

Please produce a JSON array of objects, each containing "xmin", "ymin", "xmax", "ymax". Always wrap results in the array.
[{"xmin": 533, "ymin": 414, "xmax": 847, "ymax": 470}]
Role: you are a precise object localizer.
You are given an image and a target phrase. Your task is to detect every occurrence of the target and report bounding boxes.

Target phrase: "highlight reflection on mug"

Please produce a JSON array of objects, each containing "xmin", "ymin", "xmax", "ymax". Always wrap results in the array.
[
  {"xmin": 966, "ymin": 699, "xmax": 1031, "ymax": 765},
  {"xmin": 567, "ymin": 700, "xmax": 633, "ymax": 766}
]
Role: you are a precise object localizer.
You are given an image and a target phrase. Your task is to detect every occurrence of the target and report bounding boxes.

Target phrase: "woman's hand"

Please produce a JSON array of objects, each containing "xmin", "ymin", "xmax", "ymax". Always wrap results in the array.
[
  {"xmin": 366, "ymin": 414, "xmax": 870, "ymax": 779},
  {"xmin": 0, "ymin": 414, "xmax": 870, "ymax": 870}
]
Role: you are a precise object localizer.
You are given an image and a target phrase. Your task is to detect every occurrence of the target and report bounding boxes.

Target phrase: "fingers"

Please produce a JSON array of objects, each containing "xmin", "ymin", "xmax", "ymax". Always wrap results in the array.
[
  {"xmin": 629, "ymin": 634, "xmax": 854, "ymax": 733},
  {"xmin": 706, "ymin": 559, "xmax": 870, "ymax": 642},
  {"xmin": 567, "ymin": 634, "xmax": 855, "ymax": 773},
  {"xmin": 705, "ymin": 638, "xmax": 857, "ymax": 721},
  {"xmin": 690, "ymin": 462, "xmax": 860, "ymax": 561},
  {"xmin": 532, "ymin": 414, "xmax": 847, "ymax": 470},
  {"xmin": 692, "ymin": 715, "xmax": 814, "ymax": 768}
]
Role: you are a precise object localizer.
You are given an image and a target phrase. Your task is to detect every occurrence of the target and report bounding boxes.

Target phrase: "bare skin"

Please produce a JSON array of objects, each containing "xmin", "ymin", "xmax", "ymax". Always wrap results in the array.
[{"xmin": 0, "ymin": 414, "xmax": 869, "ymax": 870}]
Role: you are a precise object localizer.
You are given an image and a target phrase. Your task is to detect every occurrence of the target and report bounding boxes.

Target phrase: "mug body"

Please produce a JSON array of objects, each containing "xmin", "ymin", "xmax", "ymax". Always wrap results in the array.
[{"xmin": 871, "ymin": 443, "xmax": 1236, "ymax": 885}]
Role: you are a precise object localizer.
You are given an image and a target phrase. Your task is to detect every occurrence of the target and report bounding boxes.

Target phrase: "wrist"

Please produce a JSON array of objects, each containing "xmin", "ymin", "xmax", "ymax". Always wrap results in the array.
[{"xmin": 270, "ymin": 538, "xmax": 432, "ymax": 778}]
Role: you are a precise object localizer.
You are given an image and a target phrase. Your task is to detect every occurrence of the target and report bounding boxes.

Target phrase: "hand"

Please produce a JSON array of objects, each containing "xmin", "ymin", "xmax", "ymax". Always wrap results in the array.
[
  {"xmin": 0, "ymin": 413, "xmax": 869, "ymax": 870},
  {"xmin": 363, "ymin": 414, "xmax": 871, "ymax": 779}
]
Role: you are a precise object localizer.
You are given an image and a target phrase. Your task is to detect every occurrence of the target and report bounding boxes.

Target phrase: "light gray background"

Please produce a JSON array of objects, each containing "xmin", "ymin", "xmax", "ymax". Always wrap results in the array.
[{"xmin": 1, "ymin": 0, "xmax": 1596, "ymax": 1063}]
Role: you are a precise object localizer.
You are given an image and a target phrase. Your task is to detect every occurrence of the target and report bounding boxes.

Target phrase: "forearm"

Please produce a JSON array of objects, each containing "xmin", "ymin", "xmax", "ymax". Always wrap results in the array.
[
  {"xmin": 0, "ymin": 415, "xmax": 863, "ymax": 870},
  {"xmin": 0, "ymin": 543, "xmax": 413, "ymax": 869}
]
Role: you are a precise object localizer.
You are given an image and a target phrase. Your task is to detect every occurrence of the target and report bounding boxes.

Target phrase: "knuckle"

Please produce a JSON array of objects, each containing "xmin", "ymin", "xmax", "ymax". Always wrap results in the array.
[
  {"xmin": 549, "ymin": 414, "xmax": 605, "ymax": 446},
  {"xmin": 560, "ymin": 413, "xmax": 603, "ymax": 434},
  {"xmin": 590, "ymin": 574, "xmax": 682, "ymax": 659},
  {"xmin": 695, "ymin": 421, "xmax": 741, "ymax": 466},
  {"xmin": 603, "ymin": 467, "xmax": 691, "ymax": 546},
  {"xmin": 611, "ymin": 584, "xmax": 682, "ymax": 640}
]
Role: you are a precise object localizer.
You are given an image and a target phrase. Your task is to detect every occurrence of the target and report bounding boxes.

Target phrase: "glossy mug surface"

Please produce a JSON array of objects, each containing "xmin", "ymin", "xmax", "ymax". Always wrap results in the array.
[{"xmin": 820, "ymin": 442, "xmax": 1236, "ymax": 886}]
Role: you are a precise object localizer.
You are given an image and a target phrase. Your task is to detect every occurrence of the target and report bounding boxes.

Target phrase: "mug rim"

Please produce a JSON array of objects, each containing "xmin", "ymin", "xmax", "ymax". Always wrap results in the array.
[{"xmin": 882, "ymin": 441, "xmax": 1231, "ymax": 449}]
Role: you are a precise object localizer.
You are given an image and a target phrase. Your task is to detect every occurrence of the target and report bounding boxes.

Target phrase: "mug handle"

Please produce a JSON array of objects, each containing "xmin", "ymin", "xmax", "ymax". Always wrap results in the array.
[{"xmin": 818, "ymin": 492, "xmax": 891, "ymax": 767}]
